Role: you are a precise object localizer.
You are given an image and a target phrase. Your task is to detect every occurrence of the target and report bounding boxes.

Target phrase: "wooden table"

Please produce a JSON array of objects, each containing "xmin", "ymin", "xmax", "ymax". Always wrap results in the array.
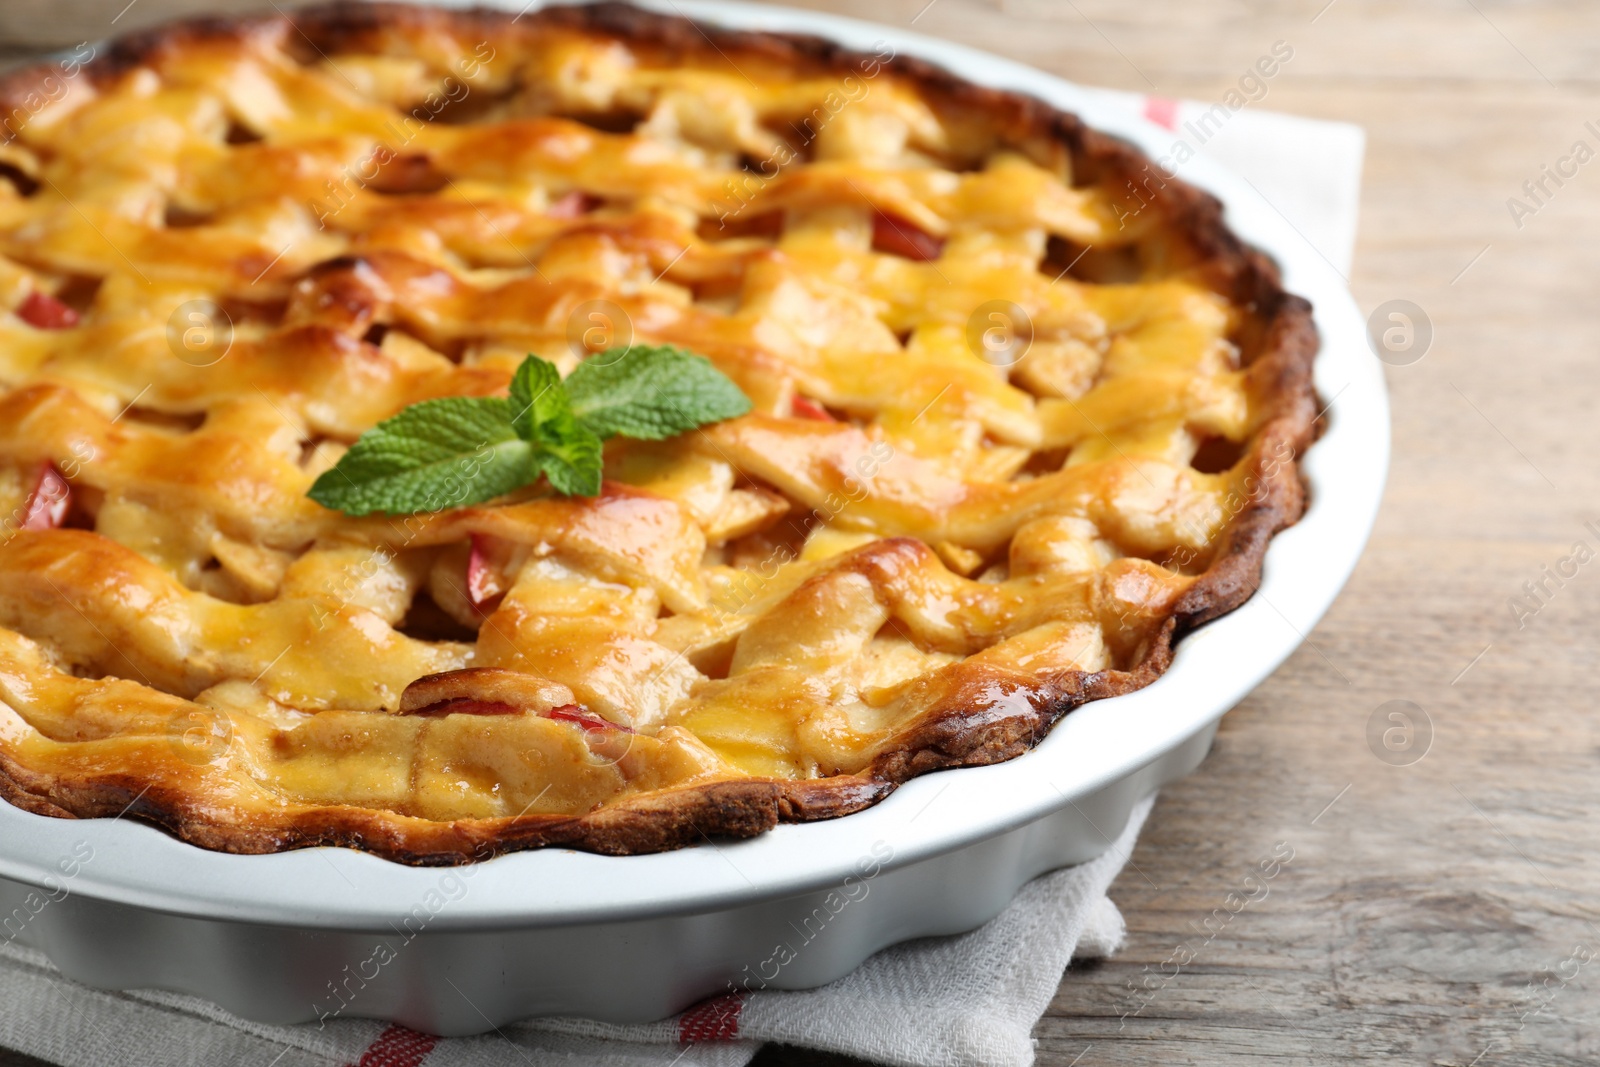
[{"xmin": 4, "ymin": 1, "xmax": 1599, "ymax": 1064}]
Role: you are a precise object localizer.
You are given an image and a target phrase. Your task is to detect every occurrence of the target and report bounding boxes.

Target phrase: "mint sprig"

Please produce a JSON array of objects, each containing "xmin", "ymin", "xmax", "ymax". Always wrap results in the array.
[{"xmin": 308, "ymin": 345, "xmax": 751, "ymax": 516}]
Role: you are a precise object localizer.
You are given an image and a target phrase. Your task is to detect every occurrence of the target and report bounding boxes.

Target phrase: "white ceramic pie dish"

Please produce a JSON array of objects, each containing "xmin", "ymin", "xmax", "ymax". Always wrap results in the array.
[{"xmin": 0, "ymin": 0, "xmax": 1388, "ymax": 1034}]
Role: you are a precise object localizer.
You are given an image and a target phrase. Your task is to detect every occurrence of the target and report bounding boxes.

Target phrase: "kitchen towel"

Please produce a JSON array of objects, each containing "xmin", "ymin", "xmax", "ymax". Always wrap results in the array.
[
  {"xmin": 0, "ymin": 798, "xmax": 1145, "ymax": 1067},
  {"xmin": 0, "ymin": 89, "xmax": 1363, "ymax": 1067}
]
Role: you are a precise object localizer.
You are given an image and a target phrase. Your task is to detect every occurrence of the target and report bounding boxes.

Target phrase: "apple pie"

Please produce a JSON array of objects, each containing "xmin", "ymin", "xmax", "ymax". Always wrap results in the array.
[{"xmin": 0, "ymin": 2, "xmax": 1317, "ymax": 861}]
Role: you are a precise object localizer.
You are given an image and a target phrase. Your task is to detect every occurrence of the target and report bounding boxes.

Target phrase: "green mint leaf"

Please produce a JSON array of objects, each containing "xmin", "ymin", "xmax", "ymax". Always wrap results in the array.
[
  {"xmin": 508, "ymin": 354, "xmax": 567, "ymax": 443},
  {"xmin": 508, "ymin": 353, "xmax": 604, "ymax": 495},
  {"xmin": 307, "ymin": 397, "xmax": 532, "ymax": 517},
  {"xmin": 533, "ymin": 421, "xmax": 604, "ymax": 497},
  {"xmin": 564, "ymin": 345, "xmax": 752, "ymax": 440}
]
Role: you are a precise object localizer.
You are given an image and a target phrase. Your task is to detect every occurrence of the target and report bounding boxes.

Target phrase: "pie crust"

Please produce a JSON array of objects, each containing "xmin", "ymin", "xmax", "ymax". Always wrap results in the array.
[{"xmin": 0, "ymin": 2, "xmax": 1317, "ymax": 862}]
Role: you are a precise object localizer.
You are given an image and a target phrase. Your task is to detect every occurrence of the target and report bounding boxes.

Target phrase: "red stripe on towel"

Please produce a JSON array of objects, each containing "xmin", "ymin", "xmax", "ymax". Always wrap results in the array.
[
  {"xmin": 677, "ymin": 992, "xmax": 745, "ymax": 1043},
  {"xmin": 346, "ymin": 1024, "xmax": 438, "ymax": 1067},
  {"xmin": 1142, "ymin": 96, "xmax": 1180, "ymax": 131}
]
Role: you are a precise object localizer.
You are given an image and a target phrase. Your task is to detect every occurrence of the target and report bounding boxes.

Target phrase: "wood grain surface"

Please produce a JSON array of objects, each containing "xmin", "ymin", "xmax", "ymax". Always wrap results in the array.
[{"xmin": 3, "ymin": 2, "xmax": 1599, "ymax": 1066}]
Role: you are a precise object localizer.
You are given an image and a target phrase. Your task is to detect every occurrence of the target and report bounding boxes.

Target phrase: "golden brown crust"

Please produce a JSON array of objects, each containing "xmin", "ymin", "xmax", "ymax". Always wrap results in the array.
[{"xmin": 0, "ymin": 1, "xmax": 1318, "ymax": 863}]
